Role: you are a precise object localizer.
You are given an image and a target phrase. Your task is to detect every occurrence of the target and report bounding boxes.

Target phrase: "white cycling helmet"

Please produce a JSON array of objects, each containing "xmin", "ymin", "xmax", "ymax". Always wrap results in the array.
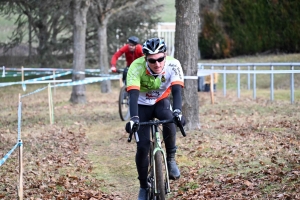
[{"xmin": 142, "ymin": 38, "xmax": 167, "ymax": 55}]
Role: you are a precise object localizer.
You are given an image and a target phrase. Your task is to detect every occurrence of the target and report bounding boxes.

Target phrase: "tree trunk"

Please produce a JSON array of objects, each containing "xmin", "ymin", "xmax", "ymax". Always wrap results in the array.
[
  {"xmin": 97, "ymin": 24, "xmax": 111, "ymax": 93},
  {"xmin": 175, "ymin": 0, "xmax": 200, "ymax": 130},
  {"xmin": 37, "ymin": 22, "xmax": 50, "ymax": 68},
  {"xmin": 70, "ymin": 0, "xmax": 90, "ymax": 104}
]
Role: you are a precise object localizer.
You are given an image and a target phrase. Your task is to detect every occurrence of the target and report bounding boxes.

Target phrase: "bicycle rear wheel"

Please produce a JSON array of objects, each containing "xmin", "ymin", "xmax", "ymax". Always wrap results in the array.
[{"xmin": 118, "ymin": 85, "xmax": 130, "ymax": 121}]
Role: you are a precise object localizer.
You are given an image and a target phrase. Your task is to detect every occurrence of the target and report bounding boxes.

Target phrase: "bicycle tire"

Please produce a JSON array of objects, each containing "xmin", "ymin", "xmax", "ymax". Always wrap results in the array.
[
  {"xmin": 118, "ymin": 85, "xmax": 130, "ymax": 121},
  {"xmin": 148, "ymin": 139, "xmax": 155, "ymax": 199},
  {"xmin": 154, "ymin": 151, "xmax": 166, "ymax": 200}
]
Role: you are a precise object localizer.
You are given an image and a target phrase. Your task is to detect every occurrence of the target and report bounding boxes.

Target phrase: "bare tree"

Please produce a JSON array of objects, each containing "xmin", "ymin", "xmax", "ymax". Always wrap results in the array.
[
  {"xmin": 70, "ymin": 0, "xmax": 90, "ymax": 103},
  {"xmin": 90, "ymin": 0, "xmax": 159, "ymax": 93},
  {"xmin": 0, "ymin": 0, "xmax": 73, "ymax": 67},
  {"xmin": 175, "ymin": 0, "xmax": 200, "ymax": 130}
]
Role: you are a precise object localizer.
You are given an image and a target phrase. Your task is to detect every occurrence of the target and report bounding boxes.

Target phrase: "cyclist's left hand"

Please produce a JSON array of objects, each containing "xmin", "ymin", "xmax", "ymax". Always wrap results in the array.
[
  {"xmin": 125, "ymin": 116, "xmax": 140, "ymax": 133},
  {"xmin": 173, "ymin": 109, "xmax": 186, "ymax": 127}
]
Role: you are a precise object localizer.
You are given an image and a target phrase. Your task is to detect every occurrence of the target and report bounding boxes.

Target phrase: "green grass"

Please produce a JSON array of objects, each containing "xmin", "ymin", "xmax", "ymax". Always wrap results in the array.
[
  {"xmin": 160, "ymin": 0, "xmax": 176, "ymax": 22},
  {"xmin": 0, "ymin": 17, "xmax": 16, "ymax": 42}
]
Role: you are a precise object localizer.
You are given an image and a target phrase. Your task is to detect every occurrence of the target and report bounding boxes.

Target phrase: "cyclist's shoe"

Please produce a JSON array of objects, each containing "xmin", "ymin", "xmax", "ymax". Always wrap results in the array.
[
  {"xmin": 167, "ymin": 160, "xmax": 180, "ymax": 180},
  {"xmin": 137, "ymin": 187, "xmax": 149, "ymax": 200}
]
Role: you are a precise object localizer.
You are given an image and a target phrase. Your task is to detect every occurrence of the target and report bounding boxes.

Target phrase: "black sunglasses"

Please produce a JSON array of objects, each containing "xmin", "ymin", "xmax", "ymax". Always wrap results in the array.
[{"xmin": 147, "ymin": 56, "xmax": 165, "ymax": 64}]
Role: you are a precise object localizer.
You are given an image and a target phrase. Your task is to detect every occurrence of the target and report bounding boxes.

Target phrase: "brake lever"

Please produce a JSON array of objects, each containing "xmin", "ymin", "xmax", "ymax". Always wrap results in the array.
[{"xmin": 173, "ymin": 114, "xmax": 186, "ymax": 137}]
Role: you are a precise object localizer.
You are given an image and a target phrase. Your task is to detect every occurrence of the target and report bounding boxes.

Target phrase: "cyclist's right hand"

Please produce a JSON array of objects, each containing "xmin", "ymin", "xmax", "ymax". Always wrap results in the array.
[
  {"xmin": 111, "ymin": 65, "xmax": 117, "ymax": 73},
  {"xmin": 125, "ymin": 116, "xmax": 140, "ymax": 133}
]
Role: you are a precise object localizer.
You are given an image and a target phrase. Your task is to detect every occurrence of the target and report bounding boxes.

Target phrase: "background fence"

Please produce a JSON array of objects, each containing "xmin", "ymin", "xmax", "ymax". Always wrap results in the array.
[{"xmin": 197, "ymin": 62, "xmax": 300, "ymax": 104}]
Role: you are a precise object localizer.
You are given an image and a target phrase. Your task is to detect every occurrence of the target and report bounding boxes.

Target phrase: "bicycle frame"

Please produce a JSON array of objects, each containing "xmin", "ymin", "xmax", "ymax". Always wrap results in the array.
[{"xmin": 127, "ymin": 116, "xmax": 186, "ymax": 199}]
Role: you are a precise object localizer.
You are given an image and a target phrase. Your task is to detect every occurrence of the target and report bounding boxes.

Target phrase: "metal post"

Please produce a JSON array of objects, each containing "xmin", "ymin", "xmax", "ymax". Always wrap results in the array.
[
  {"xmin": 210, "ymin": 73, "xmax": 214, "ymax": 104},
  {"xmin": 237, "ymin": 65, "xmax": 240, "ymax": 98},
  {"xmin": 48, "ymin": 84, "xmax": 54, "ymax": 124},
  {"xmin": 223, "ymin": 65, "xmax": 226, "ymax": 97},
  {"xmin": 253, "ymin": 65, "xmax": 256, "ymax": 100},
  {"xmin": 290, "ymin": 65, "xmax": 295, "ymax": 104},
  {"xmin": 270, "ymin": 65, "xmax": 274, "ymax": 101},
  {"xmin": 247, "ymin": 65, "xmax": 251, "ymax": 90}
]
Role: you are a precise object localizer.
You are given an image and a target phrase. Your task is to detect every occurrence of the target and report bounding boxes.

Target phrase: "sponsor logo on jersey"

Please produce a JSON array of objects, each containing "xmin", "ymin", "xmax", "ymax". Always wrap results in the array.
[{"xmin": 146, "ymin": 91, "xmax": 160, "ymax": 99}]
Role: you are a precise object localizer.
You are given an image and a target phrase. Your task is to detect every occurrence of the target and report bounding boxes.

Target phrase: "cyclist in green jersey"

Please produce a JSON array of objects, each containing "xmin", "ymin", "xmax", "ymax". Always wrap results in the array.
[{"xmin": 125, "ymin": 38, "xmax": 186, "ymax": 200}]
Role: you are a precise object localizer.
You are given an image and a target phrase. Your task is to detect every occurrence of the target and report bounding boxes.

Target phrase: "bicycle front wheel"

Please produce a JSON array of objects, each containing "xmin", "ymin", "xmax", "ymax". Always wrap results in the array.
[
  {"xmin": 118, "ymin": 85, "xmax": 130, "ymax": 121},
  {"xmin": 154, "ymin": 151, "xmax": 166, "ymax": 200}
]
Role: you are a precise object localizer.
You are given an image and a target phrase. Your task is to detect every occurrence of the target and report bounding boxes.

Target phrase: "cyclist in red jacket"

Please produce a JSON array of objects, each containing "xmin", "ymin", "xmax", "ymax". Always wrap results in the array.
[{"xmin": 110, "ymin": 36, "xmax": 144, "ymax": 84}]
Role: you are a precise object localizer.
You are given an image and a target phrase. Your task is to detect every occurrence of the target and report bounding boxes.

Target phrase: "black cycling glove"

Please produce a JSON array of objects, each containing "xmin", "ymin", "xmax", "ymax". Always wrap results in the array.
[
  {"xmin": 173, "ymin": 109, "xmax": 186, "ymax": 127},
  {"xmin": 125, "ymin": 116, "xmax": 140, "ymax": 133}
]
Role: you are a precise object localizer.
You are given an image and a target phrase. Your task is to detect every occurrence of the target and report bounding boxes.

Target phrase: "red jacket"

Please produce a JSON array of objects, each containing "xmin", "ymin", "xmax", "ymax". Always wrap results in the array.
[{"xmin": 110, "ymin": 44, "xmax": 144, "ymax": 67}]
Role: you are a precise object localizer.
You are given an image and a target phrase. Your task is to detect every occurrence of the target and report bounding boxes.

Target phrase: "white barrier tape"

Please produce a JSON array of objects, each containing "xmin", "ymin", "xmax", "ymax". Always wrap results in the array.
[
  {"xmin": 23, "ymin": 71, "xmax": 72, "ymax": 82},
  {"xmin": 19, "ymin": 76, "xmax": 120, "ymax": 98},
  {"xmin": 3, "ymin": 71, "xmax": 62, "ymax": 77},
  {"xmin": 5, "ymin": 67, "xmax": 100, "ymax": 71},
  {"xmin": 0, "ymin": 71, "xmax": 72, "ymax": 88},
  {"xmin": 51, "ymin": 76, "xmax": 120, "ymax": 88},
  {"xmin": 0, "ymin": 142, "xmax": 20, "ymax": 167},
  {"xmin": 21, "ymin": 86, "xmax": 48, "ymax": 98},
  {"xmin": 22, "ymin": 71, "xmax": 72, "ymax": 91}
]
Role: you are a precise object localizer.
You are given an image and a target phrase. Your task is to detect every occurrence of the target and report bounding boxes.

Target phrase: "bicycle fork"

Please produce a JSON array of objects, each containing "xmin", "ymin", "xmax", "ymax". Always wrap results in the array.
[{"xmin": 152, "ymin": 125, "xmax": 171, "ymax": 195}]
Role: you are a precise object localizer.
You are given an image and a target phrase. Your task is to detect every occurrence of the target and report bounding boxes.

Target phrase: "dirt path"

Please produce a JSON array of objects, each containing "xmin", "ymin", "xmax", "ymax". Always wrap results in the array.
[
  {"xmin": 87, "ymin": 131, "xmax": 139, "ymax": 199},
  {"xmin": 85, "ymin": 98, "xmax": 140, "ymax": 199}
]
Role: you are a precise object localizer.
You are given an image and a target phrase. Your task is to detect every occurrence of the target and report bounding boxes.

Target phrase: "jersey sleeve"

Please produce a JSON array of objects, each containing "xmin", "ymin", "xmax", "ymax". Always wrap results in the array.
[
  {"xmin": 170, "ymin": 59, "xmax": 184, "ymax": 87},
  {"xmin": 110, "ymin": 45, "xmax": 128, "ymax": 66}
]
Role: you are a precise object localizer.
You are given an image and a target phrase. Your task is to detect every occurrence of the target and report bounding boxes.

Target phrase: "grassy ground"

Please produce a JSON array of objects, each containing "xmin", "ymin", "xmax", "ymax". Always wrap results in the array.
[
  {"xmin": 160, "ymin": 0, "xmax": 176, "ymax": 22},
  {"xmin": 0, "ymin": 17, "xmax": 16, "ymax": 43}
]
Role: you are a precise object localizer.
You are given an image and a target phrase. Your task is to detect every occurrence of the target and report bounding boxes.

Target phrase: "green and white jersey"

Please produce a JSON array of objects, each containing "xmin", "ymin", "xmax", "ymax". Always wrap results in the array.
[{"xmin": 126, "ymin": 56, "xmax": 184, "ymax": 105}]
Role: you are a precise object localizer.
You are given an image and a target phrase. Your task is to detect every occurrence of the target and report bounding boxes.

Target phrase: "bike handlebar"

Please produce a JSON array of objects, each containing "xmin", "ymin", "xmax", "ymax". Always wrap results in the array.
[
  {"xmin": 109, "ymin": 68, "xmax": 124, "ymax": 74},
  {"xmin": 127, "ymin": 117, "xmax": 186, "ymax": 142}
]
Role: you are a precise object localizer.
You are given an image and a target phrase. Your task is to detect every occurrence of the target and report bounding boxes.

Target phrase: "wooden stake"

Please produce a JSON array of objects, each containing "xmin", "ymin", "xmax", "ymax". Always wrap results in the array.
[
  {"xmin": 21, "ymin": 66, "xmax": 24, "ymax": 83},
  {"xmin": 53, "ymin": 70, "xmax": 56, "ymax": 95},
  {"xmin": 48, "ymin": 84, "xmax": 53, "ymax": 124},
  {"xmin": 18, "ymin": 94, "xmax": 23, "ymax": 200}
]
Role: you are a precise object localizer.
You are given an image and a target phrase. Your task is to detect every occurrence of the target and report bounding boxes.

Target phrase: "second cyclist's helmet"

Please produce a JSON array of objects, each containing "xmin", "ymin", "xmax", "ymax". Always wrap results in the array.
[
  {"xmin": 127, "ymin": 36, "xmax": 140, "ymax": 45},
  {"xmin": 142, "ymin": 38, "xmax": 167, "ymax": 55}
]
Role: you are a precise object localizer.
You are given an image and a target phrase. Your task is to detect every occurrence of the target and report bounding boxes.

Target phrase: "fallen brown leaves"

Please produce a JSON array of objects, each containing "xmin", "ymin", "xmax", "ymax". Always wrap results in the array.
[
  {"xmin": 168, "ymin": 94, "xmax": 300, "ymax": 200},
  {"xmin": 1, "ymin": 86, "xmax": 300, "ymax": 199},
  {"xmin": 0, "ymin": 125, "xmax": 120, "ymax": 199}
]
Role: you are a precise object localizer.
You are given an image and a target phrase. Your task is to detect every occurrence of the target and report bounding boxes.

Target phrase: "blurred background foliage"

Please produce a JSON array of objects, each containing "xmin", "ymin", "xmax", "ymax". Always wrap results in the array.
[
  {"xmin": 199, "ymin": 0, "xmax": 300, "ymax": 59},
  {"xmin": 1, "ymin": 0, "xmax": 300, "ymax": 66}
]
